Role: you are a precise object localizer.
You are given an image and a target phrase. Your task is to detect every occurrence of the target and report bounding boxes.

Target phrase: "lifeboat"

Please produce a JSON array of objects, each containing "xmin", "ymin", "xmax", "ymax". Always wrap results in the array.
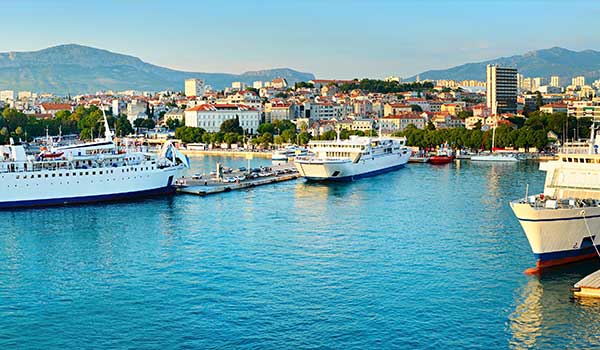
[
  {"xmin": 38, "ymin": 151, "xmax": 64, "ymax": 159},
  {"xmin": 429, "ymin": 155, "xmax": 455, "ymax": 164}
]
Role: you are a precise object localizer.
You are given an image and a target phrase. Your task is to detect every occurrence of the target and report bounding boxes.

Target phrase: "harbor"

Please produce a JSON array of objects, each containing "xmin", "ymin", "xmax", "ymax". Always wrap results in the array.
[{"xmin": 176, "ymin": 163, "xmax": 300, "ymax": 196}]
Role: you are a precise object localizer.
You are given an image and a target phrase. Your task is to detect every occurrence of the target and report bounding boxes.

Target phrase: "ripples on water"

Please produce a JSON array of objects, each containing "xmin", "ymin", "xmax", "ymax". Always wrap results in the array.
[{"xmin": 1, "ymin": 157, "xmax": 600, "ymax": 349}]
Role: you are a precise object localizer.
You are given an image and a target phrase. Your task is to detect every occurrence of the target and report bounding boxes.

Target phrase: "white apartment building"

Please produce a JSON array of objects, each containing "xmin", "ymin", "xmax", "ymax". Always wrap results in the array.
[
  {"xmin": 185, "ymin": 78, "xmax": 205, "ymax": 97},
  {"xmin": 185, "ymin": 104, "xmax": 260, "ymax": 133},
  {"xmin": 264, "ymin": 102, "xmax": 294, "ymax": 122},
  {"xmin": 127, "ymin": 99, "xmax": 148, "ymax": 123},
  {"xmin": 0, "ymin": 90, "xmax": 14, "ymax": 102},
  {"xmin": 550, "ymin": 76, "xmax": 560, "ymax": 87},
  {"xmin": 572, "ymin": 76, "xmax": 586, "ymax": 87},
  {"xmin": 231, "ymin": 81, "xmax": 247, "ymax": 90}
]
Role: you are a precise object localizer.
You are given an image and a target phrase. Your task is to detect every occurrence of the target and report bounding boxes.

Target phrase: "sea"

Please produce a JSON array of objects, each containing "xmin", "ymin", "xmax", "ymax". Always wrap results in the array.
[{"xmin": 2, "ymin": 155, "xmax": 600, "ymax": 349}]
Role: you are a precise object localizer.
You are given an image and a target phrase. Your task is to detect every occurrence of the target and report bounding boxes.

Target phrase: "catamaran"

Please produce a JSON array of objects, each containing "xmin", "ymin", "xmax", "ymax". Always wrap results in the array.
[{"xmin": 0, "ymin": 110, "xmax": 189, "ymax": 208}]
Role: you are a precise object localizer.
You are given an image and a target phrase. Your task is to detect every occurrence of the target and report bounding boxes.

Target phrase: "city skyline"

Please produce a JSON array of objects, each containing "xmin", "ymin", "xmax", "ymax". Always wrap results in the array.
[{"xmin": 3, "ymin": 0, "xmax": 600, "ymax": 79}]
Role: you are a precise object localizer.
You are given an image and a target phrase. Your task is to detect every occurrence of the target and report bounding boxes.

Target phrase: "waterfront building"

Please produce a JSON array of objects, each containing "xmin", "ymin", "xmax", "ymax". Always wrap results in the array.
[
  {"xmin": 486, "ymin": 64, "xmax": 518, "ymax": 115},
  {"xmin": 567, "ymin": 101, "xmax": 600, "ymax": 118},
  {"xmin": 550, "ymin": 75, "xmax": 560, "ymax": 87},
  {"xmin": 185, "ymin": 78, "xmax": 205, "ymax": 97},
  {"xmin": 184, "ymin": 104, "xmax": 260, "ymax": 133}
]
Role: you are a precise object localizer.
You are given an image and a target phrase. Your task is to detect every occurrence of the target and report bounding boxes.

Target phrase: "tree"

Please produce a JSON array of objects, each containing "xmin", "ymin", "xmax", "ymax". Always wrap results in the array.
[
  {"xmin": 473, "ymin": 120, "xmax": 482, "ymax": 131},
  {"xmin": 297, "ymin": 131, "xmax": 311, "ymax": 145},
  {"xmin": 114, "ymin": 116, "xmax": 133, "ymax": 136},
  {"xmin": 133, "ymin": 118, "xmax": 145, "ymax": 128},
  {"xmin": 426, "ymin": 121, "xmax": 436, "ymax": 131},
  {"xmin": 258, "ymin": 122, "xmax": 275, "ymax": 134},
  {"xmin": 166, "ymin": 118, "xmax": 182, "ymax": 130},
  {"xmin": 141, "ymin": 118, "xmax": 156, "ymax": 129},
  {"xmin": 224, "ymin": 132, "xmax": 239, "ymax": 145},
  {"xmin": 259, "ymin": 132, "xmax": 273, "ymax": 146},
  {"xmin": 220, "ymin": 117, "xmax": 243, "ymax": 134},
  {"xmin": 535, "ymin": 91, "xmax": 543, "ymax": 110},
  {"xmin": 274, "ymin": 135, "xmax": 284, "ymax": 145},
  {"xmin": 410, "ymin": 104, "xmax": 423, "ymax": 112},
  {"xmin": 281, "ymin": 129, "xmax": 296, "ymax": 143}
]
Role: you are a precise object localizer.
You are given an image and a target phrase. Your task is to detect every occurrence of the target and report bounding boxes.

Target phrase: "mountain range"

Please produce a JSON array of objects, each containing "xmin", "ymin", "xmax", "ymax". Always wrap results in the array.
[
  {"xmin": 0, "ymin": 44, "xmax": 315, "ymax": 94},
  {"xmin": 409, "ymin": 47, "xmax": 600, "ymax": 82}
]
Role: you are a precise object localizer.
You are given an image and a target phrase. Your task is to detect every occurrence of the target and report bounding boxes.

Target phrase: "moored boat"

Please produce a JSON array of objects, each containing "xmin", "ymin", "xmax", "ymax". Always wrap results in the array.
[
  {"xmin": 294, "ymin": 135, "xmax": 410, "ymax": 181},
  {"xmin": 510, "ymin": 121, "xmax": 600, "ymax": 271}
]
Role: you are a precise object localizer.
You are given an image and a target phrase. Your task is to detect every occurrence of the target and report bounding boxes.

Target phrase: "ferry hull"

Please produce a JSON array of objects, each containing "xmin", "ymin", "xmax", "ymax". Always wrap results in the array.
[
  {"xmin": 510, "ymin": 202, "xmax": 600, "ymax": 269},
  {"xmin": 0, "ymin": 165, "xmax": 183, "ymax": 209},
  {"xmin": 0, "ymin": 185, "xmax": 175, "ymax": 209}
]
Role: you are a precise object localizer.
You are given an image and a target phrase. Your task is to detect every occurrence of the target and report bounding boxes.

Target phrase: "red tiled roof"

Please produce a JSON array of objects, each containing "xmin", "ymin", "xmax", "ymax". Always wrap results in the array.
[{"xmin": 41, "ymin": 103, "xmax": 72, "ymax": 111}]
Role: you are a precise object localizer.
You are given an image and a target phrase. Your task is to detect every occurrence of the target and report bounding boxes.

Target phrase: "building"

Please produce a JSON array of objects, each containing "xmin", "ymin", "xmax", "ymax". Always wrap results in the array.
[
  {"xmin": 39, "ymin": 103, "xmax": 73, "ymax": 117},
  {"xmin": 0, "ymin": 90, "xmax": 14, "ymax": 102},
  {"xmin": 384, "ymin": 103, "xmax": 412, "ymax": 116},
  {"xmin": 532, "ymin": 77, "xmax": 543, "ymax": 91},
  {"xmin": 572, "ymin": 76, "xmax": 586, "ymax": 88},
  {"xmin": 486, "ymin": 64, "xmax": 518, "ymax": 115},
  {"xmin": 540, "ymin": 103, "xmax": 568, "ymax": 114},
  {"xmin": 126, "ymin": 99, "xmax": 148, "ymax": 123},
  {"xmin": 264, "ymin": 102, "xmax": 294, "ymax": 122},
  {"xmin": 521, "ymin": 77, "xmax": 532, "ymax": 91},
  {"xmin": 380, "ymin": 113, "xmax": 426, "ymax": 133},
  {"xmin": 271, "ymin": 78, "xmax": 288, "ymax": 89},
  {"xmin": 185, "ymin": 78, "xmax": 205, "ymax": 97},
  {"xmin": 550, "ymin": 76, "xmax": 560, "ymax": 87},
  {"xmin": 162, "ymin": 108, "xmax": 185, "ymax": 125},
  {"xmin": 440, "ymin": 103, "xmax": 462, "ymax": 116},
  {"xmin": 185, "ymin": 104, "xmax": 260, "ymax": 133},
  {"xmin": 231, "ymin": 81, "xmax": 247, "ymax": 91}
]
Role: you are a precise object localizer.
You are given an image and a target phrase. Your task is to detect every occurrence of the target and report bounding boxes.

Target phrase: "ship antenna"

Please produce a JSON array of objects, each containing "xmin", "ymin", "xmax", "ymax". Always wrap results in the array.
[{"xmin": 101, "ymin": 105, "xmax": 114, "ymax": 141}]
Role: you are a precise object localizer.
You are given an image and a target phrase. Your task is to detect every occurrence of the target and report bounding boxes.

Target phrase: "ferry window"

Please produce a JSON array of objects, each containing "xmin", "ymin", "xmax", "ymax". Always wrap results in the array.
[
  {"xmin": 100, "ymin": 171, "xmax": 103, "ymax": 175},
  {"xmin": 66, "ymin": 173, "xmax": 69, "ymax": 177},
  {"xmin": 80, "ymin": 172, "xmax": 83, "ymax": 176},
  {"xmin": 92, "ymin": 171, "xmax": 96, "ymax": 175},
  {"xmin": 45, "ymin": 174, "xmax": 48, "ymax": 178},
  {"xmin": 16, "ymin": 175, "xmax": 19, "ymax": 179},
  {"xmin": 52, "ymin": 174, "xmax": 55, "ymax": 177},
  {"xmin": 85, "ymin": 172, "xmax": 89, "ymax": 175},
  {"xmin": 72, "ymin": 173, "xmax": 76, "ymax": 176},
  {"xmin": 59, "ymin": 173, "xmax": 62, "ymax": 177},
  {"xmin": 38, "ymin": 174, "xmax": 41, "ymax": 178}
]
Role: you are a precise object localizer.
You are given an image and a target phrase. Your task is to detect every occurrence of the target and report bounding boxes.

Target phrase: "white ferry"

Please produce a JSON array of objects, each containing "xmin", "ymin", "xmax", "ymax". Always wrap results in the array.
[
  {"xmin": 0, "ymin": 112, "xmax": 189, "ymax": 208},
  {"xmin": 272, "ymin": 146, "xmax": 308, "ymax": 161},
  {"xmin": 510, "ymin": 122, "xmax": 600, "ymax": 270},
  {"xmin": 294, "ymin": 135, "xmax": 410, "ymax": 181}
]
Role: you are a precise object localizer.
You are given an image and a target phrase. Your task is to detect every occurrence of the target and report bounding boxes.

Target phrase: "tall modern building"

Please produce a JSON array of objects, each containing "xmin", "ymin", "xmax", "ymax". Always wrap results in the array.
[
  {"xmin": 184, "ymin": 78, "xmax": 205, "ymax": 97},
  {"xmin": 550, "ymin": 75, "xmax": 560, "ymax": 87},
  {"xmin": 572, "ymin": 76, "xmax": 585, "ymax": 87},
  {"xmin": 486, "ymin": 64, "xmax": 518, "ymax": 115}
]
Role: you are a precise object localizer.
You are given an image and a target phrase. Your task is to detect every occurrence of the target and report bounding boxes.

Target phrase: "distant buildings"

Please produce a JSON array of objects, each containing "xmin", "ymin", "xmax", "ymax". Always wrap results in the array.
[
  {"xmin": 185, "ymin": 78, "xmax": 205, "ymax": 97},
  {"xmin": 39, "ymin": 103, "xmax": 73, "ymax": 117},
  {"xmin": 550, "ymin": 75, "xmax": 560, "ymax": 87},
  {"xmin": 572, "ymin": 76, "xmax": 586, "ymax": 88},
  {"xmin": 486, "ymin": 64, "xmax": 518, "ymax": 115},
  {"xmin": 126, "ymin": 99, "xmax": 147, "ymax": 123}
]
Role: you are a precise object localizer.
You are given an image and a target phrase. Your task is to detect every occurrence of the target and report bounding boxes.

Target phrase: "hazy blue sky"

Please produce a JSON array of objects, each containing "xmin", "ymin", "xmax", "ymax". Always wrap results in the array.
[{"xmin": 4, "ymin": 0, "xmax": 600, "ymax": 78}]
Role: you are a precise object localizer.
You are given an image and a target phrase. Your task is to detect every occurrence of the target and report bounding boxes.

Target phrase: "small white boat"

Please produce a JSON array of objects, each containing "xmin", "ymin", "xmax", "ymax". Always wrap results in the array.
[{"xmin": 471, "ymin": 153, "xmax": 520, "ymax": 162}]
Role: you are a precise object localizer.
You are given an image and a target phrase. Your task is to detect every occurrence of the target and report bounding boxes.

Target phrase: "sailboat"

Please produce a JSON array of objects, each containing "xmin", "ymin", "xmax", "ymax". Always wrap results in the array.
[{"xmin": 471, "ymin": 116, "xmax": 520, "ymax": 162}]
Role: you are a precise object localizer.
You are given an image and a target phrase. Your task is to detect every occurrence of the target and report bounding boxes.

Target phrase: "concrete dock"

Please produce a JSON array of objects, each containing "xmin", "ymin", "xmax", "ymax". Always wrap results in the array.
[
  {"xmin": 176, "ymin": 163, "xmax": 300, "ymax": 196},
  {"xmin": 573, "ymin": 269, "xmax": 600, "ymax": 298}
]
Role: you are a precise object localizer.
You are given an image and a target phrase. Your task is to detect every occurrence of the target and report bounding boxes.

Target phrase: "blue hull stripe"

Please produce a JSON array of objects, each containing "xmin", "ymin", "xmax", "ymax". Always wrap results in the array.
[
  {"xmin": 535, "ymin": 245, "xmax": 600, "ymax": 262},
  {"xmin": 305, "ymin": 163, "xmax": 406, "ymax": 182},
  {"xmin": 0, "ymin": 186, "xmax": 175, "ymax": 209},
  {"xmin": 517, "ymin": 214, "xmax": 600, "ymax": 223}
]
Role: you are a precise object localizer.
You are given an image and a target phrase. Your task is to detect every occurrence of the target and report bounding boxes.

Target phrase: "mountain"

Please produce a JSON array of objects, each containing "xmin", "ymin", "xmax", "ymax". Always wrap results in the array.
[
  {"xmin": 408, "ymin": 47, "xmax": 600, "ymax": 82},
  {"xmin": 0, "ymin": 44, "xmax": 315, "ymax": 94}
]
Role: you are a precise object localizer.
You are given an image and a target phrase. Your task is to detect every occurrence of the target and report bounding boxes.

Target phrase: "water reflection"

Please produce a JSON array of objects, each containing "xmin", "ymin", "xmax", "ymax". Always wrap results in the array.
[{"xmin": 509, "ymin": 261, "xmax": 600, "ymax": 348}]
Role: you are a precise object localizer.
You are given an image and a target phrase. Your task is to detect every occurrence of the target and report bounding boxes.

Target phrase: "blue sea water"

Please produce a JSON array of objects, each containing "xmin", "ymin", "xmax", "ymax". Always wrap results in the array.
[{"xmin": 2, "ymin": 157, "xmax": 600, "ymax": 349}]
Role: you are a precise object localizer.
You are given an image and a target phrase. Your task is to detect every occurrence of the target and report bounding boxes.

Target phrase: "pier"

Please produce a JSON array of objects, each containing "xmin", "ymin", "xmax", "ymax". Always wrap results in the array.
[
  {"xmin": 573, "ymin": 269, "xmax": 600, "ymax": 298},
  {"xmin": 176, "ymin": 163, "xmax": 300, "ymax": 196}
]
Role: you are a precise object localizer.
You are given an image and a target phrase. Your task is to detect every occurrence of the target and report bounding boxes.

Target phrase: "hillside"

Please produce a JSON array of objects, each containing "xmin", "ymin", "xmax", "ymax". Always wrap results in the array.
[
  {"xmin": 408, "ymin": 47, "xmax": 600, "ymax": 82},
  {"xmin": 0, "ymin": 44, "xmax": 315, "ymax": 94}
]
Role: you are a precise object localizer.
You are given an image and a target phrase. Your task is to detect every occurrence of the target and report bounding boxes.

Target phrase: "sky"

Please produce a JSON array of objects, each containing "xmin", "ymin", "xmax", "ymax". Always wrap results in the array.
[{"xmin": 3, "ymin": 0, "xmax": 600, "ymax": 79}]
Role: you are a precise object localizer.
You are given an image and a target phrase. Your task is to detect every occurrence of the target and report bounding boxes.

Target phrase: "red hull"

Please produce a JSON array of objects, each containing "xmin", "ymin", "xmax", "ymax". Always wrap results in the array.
[{"xmin": 429, "ymin": 156, "xmax": 454, "ymax": 164}]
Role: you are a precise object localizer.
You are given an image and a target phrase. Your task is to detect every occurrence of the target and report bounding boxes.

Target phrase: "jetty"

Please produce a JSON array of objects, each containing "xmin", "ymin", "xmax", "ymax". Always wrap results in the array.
[
  {"xmin": 572, "ymin": 269, "xmax": 600, "ymax": 298},
  {"xmin": 176, "ymin": 163, "xmax": 300, "ymax": 196}
]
